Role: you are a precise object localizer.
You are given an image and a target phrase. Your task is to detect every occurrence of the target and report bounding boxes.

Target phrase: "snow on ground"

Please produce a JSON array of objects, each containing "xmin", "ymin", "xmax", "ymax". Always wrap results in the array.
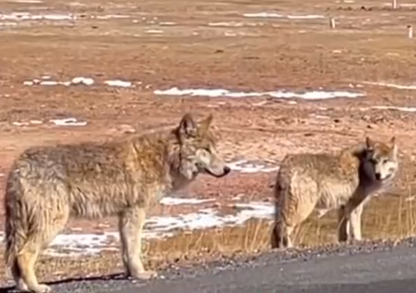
[
  {"xmin": 243, "ymin": 13, "xmax": 325, "ymax": 19},
  {"xmin": 228, "ymin": 160, "xmax": 279, "ymax": 173},
  {"xmin": 369, "ymin": 106, "xmax": 416, "ymax": 112},
  {"xmin": 23, "ymin": 77, "xmax": 136, "ymax": 87},
  {"xmin": 382, "ymin": 2, "xmax": 416, "ymax": 7},
  {"xmin": 103, "ymin": 80, "xmax": 133, "ymax": 87},
  {"xmin": 359, "ymin": 106, "xmax": 416, "ymax": 112},
  {"xmin": 12, "ymin": 118, "xmax": 87, "ymax": 127},
  {"xmin": 50, "ymin": 118, "xmax": 88, "ymax": 126},
  {"xmin": 154, "ymin": 87, "xmax": 365, "ymax": 100},
  {"xmin": 362, "ymin": 81, "xmax": 416, "ymax": 90},
  {"xmin": 160, "ymin": 197, "xmax": 215, "ymax": 205},
  {"xmin": 208, "ymin": 22, "xmax": 260, "ymax": 27},
  {"xmin": 0, "ymin": 12, "xmax": 76, "ymax": 21}
]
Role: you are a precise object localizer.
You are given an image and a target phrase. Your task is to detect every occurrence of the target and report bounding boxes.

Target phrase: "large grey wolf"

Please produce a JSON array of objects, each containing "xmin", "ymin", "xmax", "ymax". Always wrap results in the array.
[
  {"xmin": 4, "ymin": 113, "xmax": 231, "ymax": 293},
  {"xmin": 271, "ymin": 136, "xmax": 399, "ymax": 249}
]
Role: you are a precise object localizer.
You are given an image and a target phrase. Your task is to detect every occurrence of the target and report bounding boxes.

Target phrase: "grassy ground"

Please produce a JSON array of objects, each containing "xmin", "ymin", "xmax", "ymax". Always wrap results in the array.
[{"xmin": 2, "ymin": 192, "xmax": 416, "ymax": 285}]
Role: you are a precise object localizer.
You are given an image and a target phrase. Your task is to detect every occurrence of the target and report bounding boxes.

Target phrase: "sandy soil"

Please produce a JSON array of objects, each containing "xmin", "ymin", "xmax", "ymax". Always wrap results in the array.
[{"xmin": 2, "ymin": 0, "xmax": 416, "ymax": 286}]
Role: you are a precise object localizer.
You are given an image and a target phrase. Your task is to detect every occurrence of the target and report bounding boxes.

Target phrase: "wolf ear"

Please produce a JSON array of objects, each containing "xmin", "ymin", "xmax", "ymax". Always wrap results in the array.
[
  {"xmin": 178, "ymin": 113, "xmax": 197, "ymax": 139},
  {"xmin": 389, "ymin": 136, "xmax": 398, "ymax": 156},
  {"xmin": 365, "ymin": 136, "xmax": 375, "ymax": 151},
  {"xmin": 198, "ymin": 114, "xmax": 213, "ymax": 137}
]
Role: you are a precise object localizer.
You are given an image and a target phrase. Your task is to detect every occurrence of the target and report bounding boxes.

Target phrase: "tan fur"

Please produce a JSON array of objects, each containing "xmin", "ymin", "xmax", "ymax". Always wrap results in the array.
[
  {"xmin": 271, "ymin": 136, "xmax": 399, "ymax": 249},
  {"xmin": 3, "ymin": 113, "xmax": 231, "ymax": 293}
]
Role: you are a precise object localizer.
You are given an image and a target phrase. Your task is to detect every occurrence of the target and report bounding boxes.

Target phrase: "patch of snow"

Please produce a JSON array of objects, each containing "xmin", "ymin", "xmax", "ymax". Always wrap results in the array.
[
  {"xmin": 160, "ymin": 197, "xmax": 215, "ymax": 205},
  {"xmin": 208, "ymin": 22, "xmax": 245, "ymax": 27},
  {"xmin": 243, "ymin": 12, "xmax": 325, "ymax": 19},
  {"xmin": 370, "ymin": 106, "xmax": 416, "ymax": 112},
  {"xmin": 40, "ymin": 81, "xmax": 60, "ymax": 86},
  {"xmin": 224, "ymin": 32, "xmax": 238, "ymax": 36},
  {"xmin": 233, "ymin": 202, "xmax": 274, "ymax": 221},
  {"xmin": 0, "ymin": 12, "xmax": 76, "ymax": 21},
  {"xmin": 71, "ymin": 77, "xmax": 94, "ymax": 86},
  {"xmin": 24, "ymin": 79, "xmax": 69, "ymax": 86},
  {"xmin": 24, "ymin": 77, "xmax": 135, "ymax": 87},
  {"xmin": 0, "ymin": 22, "xmax": 18, "ymax": 26},
  {"xmin": 104, "ymin": 80, "xmax": 133, "ymax": 87},
  {"xmin": 50, "ymin": 118, "xmax": 87, "ymax": 126},
  {"xmin": 383, "ymin": 2, "xmax": 416, "ymax": 7},
  {"xmin": 228, "ymin": 160, "xmax": 279, "ymax": 173},
  {"xmin": 7, "ymin": 0, "xmax": 43, "ymax": 3},
  {"xmin": 159, "ymin": 21, "xmax": 176, "ymax": 25},
  {"xmin": 154, "ymin": 87, "xmax": 365, "ymax": 100},
  {"xmin": 146, "ymin": 202, "xmax": 274, "ymax": 232},
  {"xmin": 12, "ymin": 120, "xmax": 43, "ymax": 126},
  {"xmin": 94, "ymin": 15, "xmax": 130, "ymax": 20},
  {"xmin": 310, "ymin": 114, "xmax": 331, "ymax": 119},
  {"xmin": 362, "ymin": 81, "xmax": 416, "ymax": 90},
  {"xmin": 146, "ymin": 29, "xmax": 163, "ymax": 33}
]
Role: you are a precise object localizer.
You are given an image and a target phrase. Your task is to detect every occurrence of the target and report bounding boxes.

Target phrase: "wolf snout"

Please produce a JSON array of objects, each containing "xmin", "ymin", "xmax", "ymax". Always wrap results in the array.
[
  {"xmin": 375, "ymin": 173, "xmax": 381, "ymax": 180},
  {"xmin": 205, "ymin": 165, "xmax": 231, "ymax": 178},
  {"xmin": 223, "ymin": 165, "xmax": 231, "ymax": 175}
]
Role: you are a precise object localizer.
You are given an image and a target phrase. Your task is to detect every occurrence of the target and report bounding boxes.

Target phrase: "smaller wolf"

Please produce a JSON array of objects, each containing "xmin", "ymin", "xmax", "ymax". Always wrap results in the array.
[
  {"xmin": 271, "ymin": 136, "xmax": 399, "ymax": 249},
  {"xmin": 4, "ymin": 112, "xmax": 231, "ymax": 293}
]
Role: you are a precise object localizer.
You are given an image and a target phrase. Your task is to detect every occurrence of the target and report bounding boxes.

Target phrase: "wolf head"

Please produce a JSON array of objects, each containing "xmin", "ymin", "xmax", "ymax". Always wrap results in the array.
[
  {"xmin": 361, "ymin": 136, "xmax": 398, "ymax": 183},
  {"xmin": 174, "ymin": 113, "xmax": 231, "ymax": 180}
]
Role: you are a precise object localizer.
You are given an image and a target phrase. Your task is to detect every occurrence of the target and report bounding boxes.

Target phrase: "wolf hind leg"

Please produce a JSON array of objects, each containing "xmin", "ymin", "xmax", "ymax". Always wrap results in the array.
[
  {"xmin": 11, "ymin": 259, "xmax": 28, "ymax": 291},
  {"xmin": 16, "ymin": 205, "xmax": 69, "ymax": 293},
  {"xmin": 337, "ymin": 205, "xmax": 349, "ymax": 242}
]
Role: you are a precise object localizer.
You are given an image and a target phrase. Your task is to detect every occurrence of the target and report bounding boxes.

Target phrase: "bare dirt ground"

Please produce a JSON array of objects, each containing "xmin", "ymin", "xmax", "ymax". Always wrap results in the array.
[{"xmin": 2, "ymin": 0, "xmax": 416, "ymax": 287}]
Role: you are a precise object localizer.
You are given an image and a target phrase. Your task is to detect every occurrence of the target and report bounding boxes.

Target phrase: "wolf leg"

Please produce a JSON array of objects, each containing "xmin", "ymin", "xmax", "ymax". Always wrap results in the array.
[
  {"xmin": 119, "ymin": 207, "xmax": 157, "ymax": 280},
  {"xmin": 348, "ymin": 202, "xmax": 365, "ymax": 242},
  {"xmin": 337, "ymin": 205, "xmax": 349, "ymax": 242},
  {"xmin": 17, "ymin": 212, "xmax": 68, "ymax": 293}
]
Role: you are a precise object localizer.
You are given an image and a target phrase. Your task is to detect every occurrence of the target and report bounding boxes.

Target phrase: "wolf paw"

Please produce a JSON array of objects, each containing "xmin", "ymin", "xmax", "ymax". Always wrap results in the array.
[
  {"xmin": 348, "ymin": 238, "xmax": 362, "ymax": 245},
  {"xmin": 15, "ymin": 280, "xmax": 28, "ymax": 292},
  {"xmin": 32, "ymin": 284, "xmax": 52, "ymax": 293},
  {"xmin": 134, "ymin": 270, "xmax": 158, "ymax": 280}
]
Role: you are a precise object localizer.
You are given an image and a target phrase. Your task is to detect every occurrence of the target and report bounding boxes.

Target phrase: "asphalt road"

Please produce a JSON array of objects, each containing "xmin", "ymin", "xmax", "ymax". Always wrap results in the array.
[{"xmin": 3, "ymin": 238, "xmax": 416, "ymax": 293}]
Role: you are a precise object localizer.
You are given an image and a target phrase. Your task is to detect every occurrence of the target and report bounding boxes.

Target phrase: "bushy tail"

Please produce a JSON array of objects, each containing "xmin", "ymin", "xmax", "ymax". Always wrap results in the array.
[{"xmin": 4, "ymin": 170, "xmax": 28, "ymax": 272}]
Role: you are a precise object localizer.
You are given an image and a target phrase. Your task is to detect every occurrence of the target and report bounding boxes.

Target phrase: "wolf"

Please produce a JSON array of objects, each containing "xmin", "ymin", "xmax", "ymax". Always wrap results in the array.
[
  {"xmin": 271, "ymin": 136, "xmax": 399, "ymax": 249},
  {"xmin": 3, "ymin": 112, "xmax": 231, "ymax": 293}
]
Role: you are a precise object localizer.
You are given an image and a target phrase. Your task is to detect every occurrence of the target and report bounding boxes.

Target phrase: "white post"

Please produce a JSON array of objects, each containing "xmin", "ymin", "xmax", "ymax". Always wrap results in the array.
[
  {"xmin": 392, "ymin": 0, "xmax": 397, "ymax": 9},
  {"xmin": 329, "ymin": 17, "xmax": 336, "ymax": 29},
  {"xmin": 408, "ymin": 25, "xmax": 413, "ymax": 39}
]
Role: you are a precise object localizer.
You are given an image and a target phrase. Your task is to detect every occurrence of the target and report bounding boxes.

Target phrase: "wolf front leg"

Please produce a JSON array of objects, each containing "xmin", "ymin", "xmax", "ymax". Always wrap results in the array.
[
  {"xmin": 348, "ymin": 199, "xmax": 369, "ymax": 242},
  {"xmin": 118, "ymin": 206, "xmax": 157, "ymax": 280},
  {"xmin": 338, "ymin": 196, "xmax": 370, "ymax": 243}
]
